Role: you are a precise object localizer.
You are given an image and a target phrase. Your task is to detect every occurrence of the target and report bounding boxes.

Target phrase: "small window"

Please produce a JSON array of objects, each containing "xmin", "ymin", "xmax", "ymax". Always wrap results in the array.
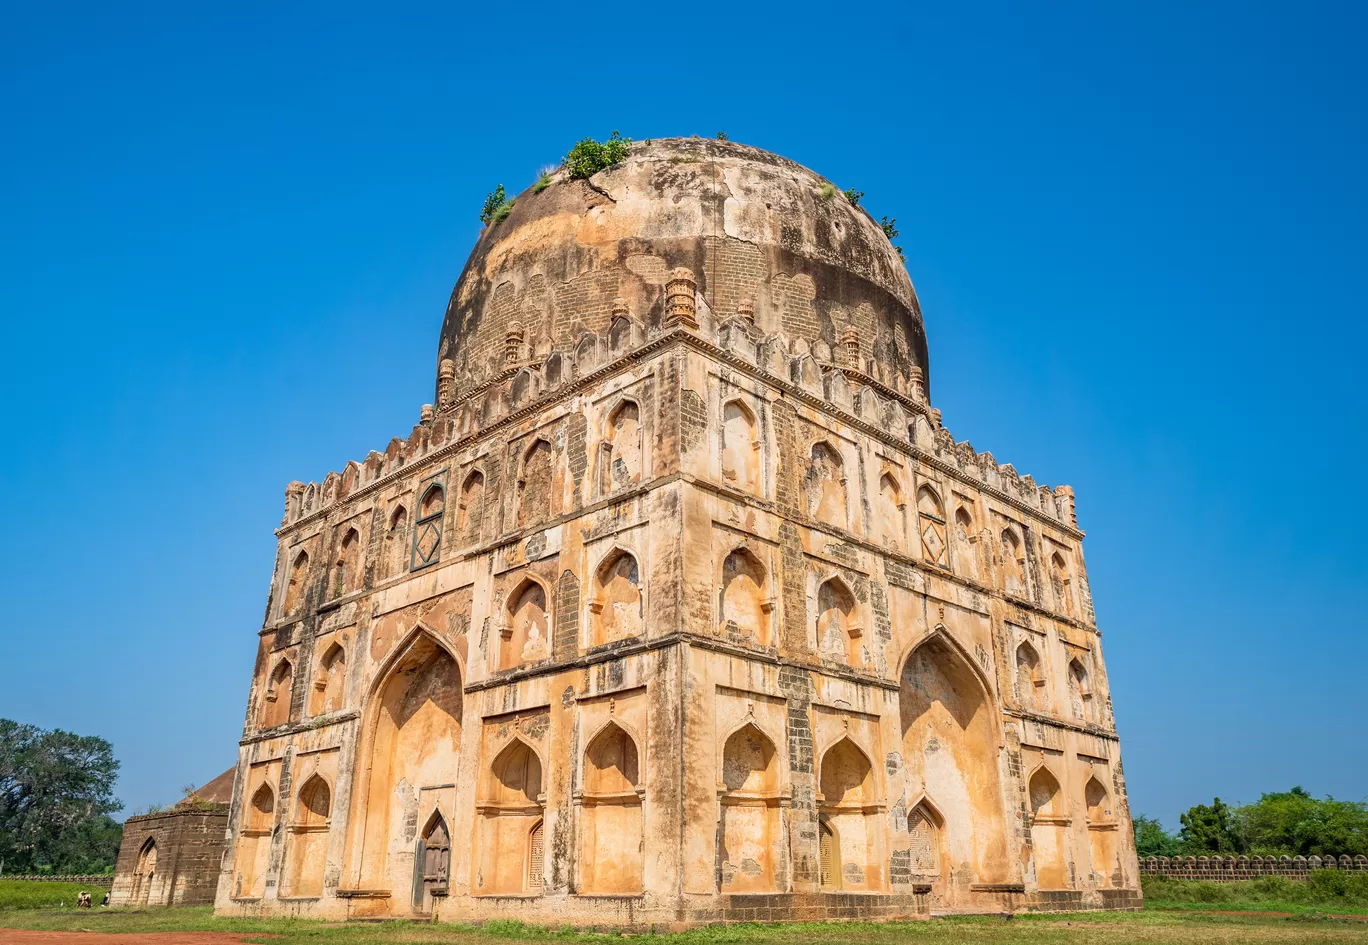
[{"xmin": 411, "ymin": 483, "xmax": 445, "ymax": 569}]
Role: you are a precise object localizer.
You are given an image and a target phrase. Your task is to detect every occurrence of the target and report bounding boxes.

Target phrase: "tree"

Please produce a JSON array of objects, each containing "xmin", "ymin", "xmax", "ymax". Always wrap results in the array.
[
  {"xmin": 1179, "ymin": 797, "xmax": 1243, "ymax": 854},
  {"xmin": 0, "ymin": 719, "xmax": 121, "ymax": 873},
  {"xmin": 1133, "ymin": 814, "xmax": 1183, "ymax": 857},
  {"xmin": 1239, "ymin": 787, "xmax": 1368, "ymax": 857}
]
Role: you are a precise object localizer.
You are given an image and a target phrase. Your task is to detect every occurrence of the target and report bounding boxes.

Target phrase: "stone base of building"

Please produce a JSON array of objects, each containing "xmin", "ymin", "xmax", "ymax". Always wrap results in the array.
[{"xmin": 214, "ymin": 886, "xmax": 1142, "ymax": 926}]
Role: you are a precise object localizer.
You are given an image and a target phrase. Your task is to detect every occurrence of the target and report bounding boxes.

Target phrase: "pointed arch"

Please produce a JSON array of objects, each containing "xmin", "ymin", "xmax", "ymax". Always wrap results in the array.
[
  {"xmin": 383, "ymin": 503, "xmax": 409, "ymax": 578},
  {"xmin": 132, "ymin": 837, "xmax": 157, "ymax": 905},
  {"xmin": 717, "ymin": 720, "xmax": 783, "ymax": 893},
  {"xmin": 1028, "ymin": 766, "xmax": 1063, "ymax": 819},
  {"xmin": 234, "ymin": 780, "xmax": 275, "ymax": 899},
  {"xmin": 457, "ymin": 469, "xmax": 486, "ymax": 545},
  {"xmin": 818, "ymin": 736, "xmax": 875, "ymax": 807},
  {"xmin": 878, "ymin": 471, "xmax": 906, "ymax": 551},
  {"xmin": 415, "ymin": 810, "xmax": 451, "ymax": 907},
  {"xmin": 1050, "ymin": 550, "xmax": 1075, "ymax": 616},
  {"xmin": 1015, "ymin": 640, "xmax": 1044, "ymax": 710},
  {"xmin": 589, "ymin": 547, "xmax": 642, "ymax": 645},
  {"xmin": 805, "ymin": 440, "xmax": 848, "ymax": 526},
  {"xmin": 348, "ymin": 629, "xmax": 462, "ymax": 898},
  {"xmin": 953, "ymin": 504, "xmax": 979, "ymax": 580},
  {"xmin": 1069, "ymin": 657, "xmax": 1095, "ymax": 721},
  {"xmin": 501, "ymin": 576, "xmax": 550, "ymax": 670},
  {"xmin": 1000, "ymin": 525, "xmax": 1028, "ymax": 597},
  {"xmin": 259, "ymin": 658, "xmax": 293, "ymax": 729},
  {"xmin": 308, "ymin": 642, "xmax": 346, "ymax": 717},
  {"xmin": 517, "ymin": 438, "xmax": 554, "ymax": 527},
  {"xmin": 579, "ymin": 720, "xmax": 644, "ymax": 893},
  {"xmin": 599, "ymin": 398, "xmax": 643, "ymax": 495},
  {"xmin": 906, "ymin": 796, "xmax": 944, "ymax": 874},
  {"xmin": 817, "ymin": 736, "xmax": 884, "ymax": 890},
  {"xmin": 412, "ymin": 482, "xmax": 446, "ymax": 569},
  {"xmin": 917, "ymin": 485, "xmax": 949, "ymax": 567},
  {"xmin": 719, "ymin": 545, "xmax": 770, "ymax": 645},
  {"xmin": 283, "ymin": 550, "xmax": 309, "ymax": 616},
  {"xmin": 722, "ymin": 398, "xmax": 760, "ymax": 493},
  {"xmin": 283, "ymin": 774, "xmax": 330, "ymax": 897},
  {"xmin": 477, "ymin": 736, "xmax": 545, "ymax": 895},
  {"xmin": 816, "ymin": 576, "xmax": 862, "ymax": 667},
  {"xmin": 1084, "ymin": 773, "xmax": 1119, "ymax": 888},
  {"xmin": 334, "ymin": 527, "xmax": 362, "ymax": 597},
  {"xmin": 899, "ymin": 629, "xmax": 1009, "ymax": 884},
  {"xmin": 1028, "ymin": 766, "xmax": 1069, "ymax": 888}
]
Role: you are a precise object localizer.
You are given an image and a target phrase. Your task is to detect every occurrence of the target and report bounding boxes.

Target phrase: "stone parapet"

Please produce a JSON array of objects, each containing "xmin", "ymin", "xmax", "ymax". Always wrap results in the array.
[{"xmin": 1141, "ymin": 854, "xmax": 1368, "ymax": 880}]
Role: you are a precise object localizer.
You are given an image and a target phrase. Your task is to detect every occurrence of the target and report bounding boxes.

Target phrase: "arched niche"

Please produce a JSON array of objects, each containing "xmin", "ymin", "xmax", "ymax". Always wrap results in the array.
[
  {"xmin": 1028, "ymin": 767, "xmax": 1069, "ymax": 889},
  {"xmin": 476, "ymin": 738, "xmax": 545, "ymax": 895},
  {"xmin": 1050, "ymin": 551, "xmax": 1075, "ymax": 616},
  {"xmin": 1084, "ymin": 775, "xmax": 1119, "ymax": 888},
  {"xmin": 906, "ymin": 799, "xmax": 943, "ymax": 876},
  {"xmin": 350, "ymin": 633, "xmax": 462, "ymax": 904},
  {"xmin": 721, "ymin": 399, "xmax": 760, "ymax": 493},
  {"xmin": 517, "ymin": 439, "xmax": 554, "ymax": 528},
  {"xmin": 816, "ymin": 577, "xmax": 861, "ymax": 667},
  {"xmin": 383, "ymin": 504, "xmax": 409, "ymax": 578},
  {"xmin": 415, "ymin": 811, "xmax": 450, "ymax": 912},
  {"xmin": 283, "ymin": 774, "xmax": 331, "ymax": 897},
  {"xmin": 717, "ymin": 723, "xmax": 783, "ymax": 893},
  {"xmin": 1068, "ymin": 658, "xmax": 1096, "ymax": 722},
  {"xmin": 578, "ymin": 722, "xmax": 644, "ymax": 894},
  {"xmin": 917, "ymin": 485, "xmax": 949, "ymax": 567},
  {"xmin": 1000, "ymin": 527, "xmax": 1028, "ymax": 598},
  {"xmin": 308, "ymin": 643, "xmax": 346, "ymax": 717},
  {"xmin": 817, "ymin": 737, "xmax": 884, "ymax": 891},
  {"xmin": 599, "ymin": 400, "xmax": 643, "ymax": 495},
  {"xmin": 334, "ymin": 528, "xmax": 361, "ymax": 597},
  {"xmin": 501, "ymin": 578, "xmax": 549, "ymax": 670},
  {"xmin": 284, "ymin": 550, "xmax": 309, "ymax": 616},
  {"xmin": 719, "ymin": 547, "xmax": 770, "ymax": 645},
  {"xmin": 412, "ymin": 483, "xmax": 445, "ymax": 568},
  {"xmin": 590, "ymin": 550, "xmax": 643, "ymax": 646},
  {"xmin": 899, "ymin": 633, "xmax": 1010, "ymax": 887},
  {"xmin": 805, "ymin": 441, "xmax": 847, "ymax": 527},
  {"xmin": 259, "ymin": 659, "xmax": 293, "ymax": 730},
  {"xmin": 877, "ymin": 472, "xmax": 905, "ymax": 551},
  {"xmin": 1015, "ymin": 641, "xmax": 1044, "ymax": 710},
  {"xmin": 457, "ymin": 470, "xmax": 485, "ymax": 545},
  {"xmin": 953, "ymin": 505, "xmax": 979, "ymax": 580},
  {"xmin": 132, "ymin": 837, "xmax": 157, "ymax": 905},
  {"xmin": 233, "ymin": 782, "xmax": 275, "ymax": 899}
]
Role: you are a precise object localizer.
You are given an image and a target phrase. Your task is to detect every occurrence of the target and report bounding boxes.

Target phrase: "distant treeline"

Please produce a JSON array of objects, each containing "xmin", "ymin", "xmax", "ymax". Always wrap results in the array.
[
  {"xmin": 1136, "ymin": 788, "xmax": 1368, "ymax": 858},
  {"xmin": 0, "ymin": 719, "xmax": 122, "ymax": 875}
]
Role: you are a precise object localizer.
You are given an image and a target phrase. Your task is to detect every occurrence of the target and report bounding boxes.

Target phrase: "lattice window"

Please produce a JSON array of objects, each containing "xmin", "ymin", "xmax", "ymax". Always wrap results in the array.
[
  {"xmin": 908, "ymin": 805, "xmax": 938, "ymax": 872},
  {"xmin": 819, "ymin": 821, "xmax": 837, "ymax": 889},
  {"xmin": 411, "ymin": 480, "xmax": 446, "ymax": 570},
  {"xmin": 527, "ymin": 822, "xmax": 544, "ymax": 890}
]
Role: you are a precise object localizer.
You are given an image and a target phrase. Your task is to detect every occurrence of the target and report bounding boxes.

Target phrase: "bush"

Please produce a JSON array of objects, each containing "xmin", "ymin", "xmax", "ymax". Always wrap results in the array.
[
  {"xmin": 843, "ymin": 188, "xmax": 863, "ymax": 206},
  {"xmin": 532, "ymin": 171, "xmax": 553, "ymax": 194},
  {"xmin": 564, "ymin": 131, "xmax": 632, "ymax": 180},
  {"xmin": 1142, "ymin": 871, "xmax": 1368, "ymax": 909},
  {"xmin": 818, "ymin": 183, "xmax": 836, "ymax": 201},
  {"xmin": 480, "ymin": 185, "xmax": 514, "ymax": 226}
]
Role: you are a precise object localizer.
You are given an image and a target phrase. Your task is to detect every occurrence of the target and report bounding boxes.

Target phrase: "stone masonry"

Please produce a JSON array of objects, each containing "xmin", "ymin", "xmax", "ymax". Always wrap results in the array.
[{"xmin": 214, "ymin": 138, "xmax": 1140, "ymax": 925}]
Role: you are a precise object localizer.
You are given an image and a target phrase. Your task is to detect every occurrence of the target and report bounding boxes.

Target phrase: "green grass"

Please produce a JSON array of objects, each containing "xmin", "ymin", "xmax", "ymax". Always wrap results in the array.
[
  {"xmin": 0, "ymin": 879, "xmax": 108, "ymax": 910},
  {"xmin": 1143, "ymin": 874, "xmax": 1368, "ymax": 914},
  {"xmin": 2, "ymin": 905, "xmax": 1368, "ymax": 945}
]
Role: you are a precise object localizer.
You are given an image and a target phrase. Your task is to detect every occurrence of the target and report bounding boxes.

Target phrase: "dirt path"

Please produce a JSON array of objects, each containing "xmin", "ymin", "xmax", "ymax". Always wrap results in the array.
[{"xmin": 0, "ymin": 933, "xmax": 272, "ymax": 944}]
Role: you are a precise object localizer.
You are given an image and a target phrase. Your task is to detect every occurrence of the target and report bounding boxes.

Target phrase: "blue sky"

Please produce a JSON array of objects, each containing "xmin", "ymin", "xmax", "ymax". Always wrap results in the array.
[{"xmin": 1, "ymin": 2, "xmax": 1363, "ymax": 827}]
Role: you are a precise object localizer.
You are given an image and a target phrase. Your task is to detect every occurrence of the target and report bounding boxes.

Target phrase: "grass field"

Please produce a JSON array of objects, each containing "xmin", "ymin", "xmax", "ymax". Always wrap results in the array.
[
  {"xmin": 4, "ymin": 879, "xmax": 1368, "ymax": 945},
  {"xmin": 0, "ymin": 879, "xmax": 109, "ymax": 910}
]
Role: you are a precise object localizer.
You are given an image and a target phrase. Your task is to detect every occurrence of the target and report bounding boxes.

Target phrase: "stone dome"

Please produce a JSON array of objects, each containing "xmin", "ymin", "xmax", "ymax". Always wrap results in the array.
[{"xmin": 436, "ymin": 137, "xmax": 928, "ymax": 401}]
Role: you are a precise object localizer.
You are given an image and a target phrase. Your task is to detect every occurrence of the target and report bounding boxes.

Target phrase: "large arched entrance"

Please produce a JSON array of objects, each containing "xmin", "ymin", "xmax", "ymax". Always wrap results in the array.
[
  {"xmin": 899, "ymin": 632, "xmax": 1011, "ymax": 889},
  {"xmin": 349, "ymin": 632, "xmax": 462, "ymax": 911}
]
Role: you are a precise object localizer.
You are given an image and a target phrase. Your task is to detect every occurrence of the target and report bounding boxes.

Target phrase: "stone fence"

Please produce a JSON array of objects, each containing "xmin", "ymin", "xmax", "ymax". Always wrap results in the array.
[
  {"xmin": 0, "ymin": 873, "xmax": 115, "ymax": 886},
  {"xmin": 1142, "ymin": 855, "xmax": 1368, "ymax": 880}
]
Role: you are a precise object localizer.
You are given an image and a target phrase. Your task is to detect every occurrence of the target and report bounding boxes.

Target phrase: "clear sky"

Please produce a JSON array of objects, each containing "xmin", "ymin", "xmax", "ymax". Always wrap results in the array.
[{"xmin": 1, "ymin": 1, "xmax": 1363, "ymax": 828}]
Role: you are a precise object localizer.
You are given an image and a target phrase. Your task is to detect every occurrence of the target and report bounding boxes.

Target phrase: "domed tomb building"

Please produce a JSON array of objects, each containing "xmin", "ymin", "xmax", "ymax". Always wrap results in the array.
[{"xmin": 215, "ymin": 138, "xmax": 1139, "ymax": 923}]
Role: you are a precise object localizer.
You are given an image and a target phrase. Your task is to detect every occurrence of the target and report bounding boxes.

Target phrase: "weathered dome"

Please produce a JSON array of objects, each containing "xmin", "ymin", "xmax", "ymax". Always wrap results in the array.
[{"xmin": 437, "ymin": 137, "xmax": 928, "ymax": 400}]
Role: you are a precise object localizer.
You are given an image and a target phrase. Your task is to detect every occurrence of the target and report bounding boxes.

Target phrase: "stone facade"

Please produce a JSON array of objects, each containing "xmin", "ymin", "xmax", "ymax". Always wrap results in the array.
[
  {"xmin": 215, "ymin": 138, "xmax": 1139, "ymax": 924},
  {"xmin": 110, "ymin": 769, "xmax": 234, "ymax": 907}
]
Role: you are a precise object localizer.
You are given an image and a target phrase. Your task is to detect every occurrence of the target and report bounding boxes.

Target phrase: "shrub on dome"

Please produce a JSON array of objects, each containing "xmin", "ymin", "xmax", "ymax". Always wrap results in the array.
[
  {"xmin": 480, "ymin": 184, "xmax": 514, "ymax": 226},
  {"xmin": 564, "ymin": 131, "xmax": 632, "ymax": 179}
]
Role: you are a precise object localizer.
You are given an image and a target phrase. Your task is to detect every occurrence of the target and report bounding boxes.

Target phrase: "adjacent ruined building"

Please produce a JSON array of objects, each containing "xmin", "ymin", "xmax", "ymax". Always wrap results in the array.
[
  {"xmin": 111, "ymin": 768, "xmax": 235, "ymax": 907},
  {"xmin": 216, "ymin": 138, "xmax": 1139, "ymax": 923}
]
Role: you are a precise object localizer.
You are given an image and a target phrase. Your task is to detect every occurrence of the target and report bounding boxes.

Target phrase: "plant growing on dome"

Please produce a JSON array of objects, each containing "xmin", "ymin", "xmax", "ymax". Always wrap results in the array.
[
  {"xmin": 532, "ymin": 169, "xmax": 554, "ymax": 194},
  {"xmin": 715, "ymin": 130, "xmax": 729, "ymax": 141},
  {"xmin": 480, "ymin": 184, "xmax": 515, "ymax": 226},
  {"xmin": 843, "ymin": 188, "xmax": 864, "ymax": 206},
  {"xmin": 879, "ymin": 215, "xmax": 906, "ymax": 262},
  {"xmin": 818, "ymin": 183, "xmax": 836, "ymax": 201},
  {"xmin": 564, "ymin": 131, "xmax": 632, "ymax": 179}
]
